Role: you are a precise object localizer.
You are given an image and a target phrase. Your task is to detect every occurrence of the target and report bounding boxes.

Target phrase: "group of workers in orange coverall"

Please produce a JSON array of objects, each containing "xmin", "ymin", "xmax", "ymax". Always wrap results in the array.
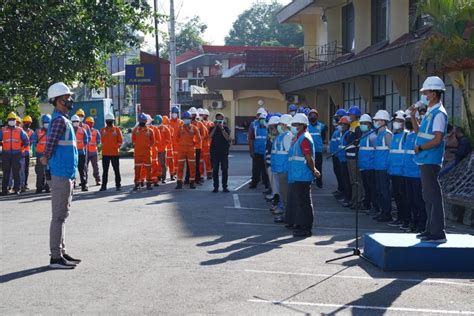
[{"xmin": 132, "ymin": 106, "xmax": 214, "ymax": 191}]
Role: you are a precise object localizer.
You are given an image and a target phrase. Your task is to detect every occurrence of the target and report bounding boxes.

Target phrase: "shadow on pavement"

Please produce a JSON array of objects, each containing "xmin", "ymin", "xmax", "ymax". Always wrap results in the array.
[{"xmin": 0, "ymin": 266, "xmax": 51, "ymax": 283}]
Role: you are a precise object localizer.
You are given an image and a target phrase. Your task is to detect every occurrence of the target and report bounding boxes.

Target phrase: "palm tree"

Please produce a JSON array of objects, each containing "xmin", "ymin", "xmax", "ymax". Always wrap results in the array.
[{"xmin": 417, "ymin": 0, "xmax": 474, "ymax": 136}]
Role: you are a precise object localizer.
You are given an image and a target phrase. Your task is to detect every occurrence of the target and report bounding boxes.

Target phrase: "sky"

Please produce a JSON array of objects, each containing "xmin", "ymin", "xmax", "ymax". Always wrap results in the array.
[{"xmin": 144, "ymin": 0, "xmax": 292, "ymax": 50}]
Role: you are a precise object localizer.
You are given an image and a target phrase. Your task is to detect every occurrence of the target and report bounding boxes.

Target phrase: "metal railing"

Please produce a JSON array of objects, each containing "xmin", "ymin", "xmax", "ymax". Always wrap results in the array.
[{"xmin": 291, "ymin": 41, "xmax": 350, "ymax": 77}]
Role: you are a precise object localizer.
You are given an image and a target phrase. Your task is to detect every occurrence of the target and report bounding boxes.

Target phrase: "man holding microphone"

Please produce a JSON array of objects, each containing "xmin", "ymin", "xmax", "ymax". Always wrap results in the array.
[{"xmin": 209, "ymin": 113, "xmax": 231, "ymax": 192}]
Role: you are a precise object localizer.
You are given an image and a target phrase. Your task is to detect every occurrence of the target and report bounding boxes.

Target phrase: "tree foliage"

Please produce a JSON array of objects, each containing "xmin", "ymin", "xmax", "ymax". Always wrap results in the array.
[
  {"xmin": 175, "ymin": 16, "xmax": 208, "ymax": 55},
  {"xmin": 225, "ymin": 1, "xmax": 303, "ymax": 47},
  {"xmin": 0, "ymin": 0, "xmax": 155, "ymax": 98}
]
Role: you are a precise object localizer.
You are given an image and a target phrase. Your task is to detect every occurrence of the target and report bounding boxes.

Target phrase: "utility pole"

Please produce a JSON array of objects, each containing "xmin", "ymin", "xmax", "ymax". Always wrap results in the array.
[
  {"xmin": 169, "ymin": 0, "xmax": 177, "ymax": 108},
  {"xmin": 153, "ymin": 0, "xmax": 161, "ymax": 114}
]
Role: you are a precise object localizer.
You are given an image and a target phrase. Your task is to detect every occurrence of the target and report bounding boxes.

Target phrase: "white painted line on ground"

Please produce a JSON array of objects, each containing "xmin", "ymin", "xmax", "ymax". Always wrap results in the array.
[
  {"xmin": 233, "ymin": 194, "xmax": 241, "ymax": 209},
  {"xmin": 248, "ymin": 299, "xmax": 474, "ymax": 314},
  {"xmin": 225, "ymin": 221, "xmax": 396, "ymax": 232},
  {"xmin": 234, "ymin": 179, "xmax": 251, "ymax": 191},
  {"xmin": 243, "ymin": 269, "xmax": 474, "ymax": 288}
]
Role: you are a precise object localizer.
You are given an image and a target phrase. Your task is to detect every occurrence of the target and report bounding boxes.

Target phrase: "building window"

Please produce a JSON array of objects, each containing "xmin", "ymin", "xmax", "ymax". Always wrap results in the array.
[
  {"xmin": 372, "ymin": 0, "xmax": 388, "ymax": 44},
  {"xmin": 372, "ymin": 74, "xmax": 405, "ymax": 114},
  {"xmin": 342, "ymin": 3, "xmax": 355, "ymax": 51},
  {"xmin": 343, "ymin": 82, "xmax": 368, "ymax": 113},
  {"xmin": 222, "ymin": 59, "xmax": 229, "ymax": 70},
  {"xmin": 203, "ymin": 66, "xmax": 210, "ymax": 77}
]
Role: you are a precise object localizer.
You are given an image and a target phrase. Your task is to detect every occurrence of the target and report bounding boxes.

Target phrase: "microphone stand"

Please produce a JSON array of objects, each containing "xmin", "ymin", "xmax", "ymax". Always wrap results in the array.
[{"xmin": 325, "ymin": 116, "xmax": 397, "ymax": 265}]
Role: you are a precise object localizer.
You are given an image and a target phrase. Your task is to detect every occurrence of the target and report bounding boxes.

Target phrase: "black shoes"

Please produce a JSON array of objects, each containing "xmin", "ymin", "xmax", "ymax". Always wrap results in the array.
[
  {"xmin": 175, "ymin": 181, "xmax": 183, "ymax": 190},
  {"xmin": 49, "ymin": 256, "xmax": 76, "ymax": 269},
  {"xmin": 170, "ymin": 175, "xmax": 175, "ymax": 181},
  {"xmin": 222, "ymin": 187, "xmax": 230, "ymax": 193},
  {"xmin": 388, "ymin": 219, "xmax": 402, "ymax": 227},
  {"xmin": 154, "ymin": 182, "xmax": 159, "ymax": 187},
  {"xmin": 63, "ymin": 253, "xmax": 81, "ymax": 264},
  {"xmin": 189, "ymin": 181, "xmax": 196, "ymax": 189},
  {"xmin": 212, "ymin": 188, "xmax": 218, "ymax": 193},
  {"xmin": 416, "ymin": 231, "xmax": 430, "ymax": 239},
  {"xmin": 420, "ymin": 233, "xmax": 447, "ymax": 243},
  {"xmin": 133, "ymin": 184, "xmax": 140, "ymax": 191},
  {"xmin": 146, "ymin": 182, "xmax": 153, "ymax": 190},
  {"xmin": 293, "ymin": 230, "xmax": 312, "ymax": 238},
  {"xmin": 81, "ymin": 185, "xmax": 88, "ymax": 192},
  {"xmin": 274, "ymin": 216, "xmax": 285, "ymax": 223},
  {"xmin": 99, "ymin": 186, "xmax": 107, "ymax": 192},
  {"xmin": 249, "ymin": 183, "xmax": 257, "ymax": 189},
  {"xmin": 116, "ymin": 186, "xmax": 121, "ymax": 191}
]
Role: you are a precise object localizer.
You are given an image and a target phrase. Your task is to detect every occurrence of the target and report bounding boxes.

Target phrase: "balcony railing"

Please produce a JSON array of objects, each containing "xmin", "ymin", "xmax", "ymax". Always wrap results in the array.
[{"xmin": 291, "ymin": 41, "xmax": 350, "ymax": 77}]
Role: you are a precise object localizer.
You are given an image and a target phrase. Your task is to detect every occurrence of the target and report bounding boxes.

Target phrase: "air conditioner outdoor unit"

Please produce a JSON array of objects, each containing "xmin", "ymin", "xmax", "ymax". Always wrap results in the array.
[{"xmin": 212, "ymin": 101, "xmax": 224, "ymax": 109}]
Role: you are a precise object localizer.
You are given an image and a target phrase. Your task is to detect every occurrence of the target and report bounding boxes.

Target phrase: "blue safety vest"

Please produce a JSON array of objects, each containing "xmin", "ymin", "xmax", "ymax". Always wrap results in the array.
[
  {"xmin": 271, "ymin": 131, "xmax": 291, "ymax": 173},
  {"xmin": 374, "ymin": 128, "xmax": 392, "ymax": 171},
  {"xmin": 253, "ymin": 121, "xmax": 267, "ymax": 155},
  {"xmin": 414, "ymin": 104, "xmax": 448, "ymax": 166},
  {"xmin": 48, "ymin": 111, "xmax": 78, "ymax": 179},
  {"xmin": 288, "ymin": 131, "xmax": 314, "ymax": 183},
  {"xmin": 402, "ymin": 131, "xmax": 420, "ymax": 178},
  {"xmin": 308, "ymin": 121, "xmax": 325, "ymax": 153},
  {"xmin": 388, "ymin": 130, "xmax": 407, "ymax": 176},
  {"xmin": 358, "ymin": 131, "xmax": 375, "ymax": 170},
  {"xmin": 329, "ymin": 129, "xmax": 341, "ymax": 153},
  {"xmin": 336, "ymin": 130, "xmax": 350, "ymax": 163}
]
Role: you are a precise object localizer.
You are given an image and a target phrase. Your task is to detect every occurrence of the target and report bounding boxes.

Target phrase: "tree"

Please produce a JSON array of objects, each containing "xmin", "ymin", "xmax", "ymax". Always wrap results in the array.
[
  {"xmin": 417, "ymin": 0, "xmax": 474, "ymax": 136},
  {"xmin": 175, "ymin": 16, "xmax": 208, "ymax": 55},
  {"xmin": 0, "ymin": 1, "xmax": 156, "ymax": 122},
  {"xmin": 225, "ymin": 1, "xmax": 303, "ymax": 47}
]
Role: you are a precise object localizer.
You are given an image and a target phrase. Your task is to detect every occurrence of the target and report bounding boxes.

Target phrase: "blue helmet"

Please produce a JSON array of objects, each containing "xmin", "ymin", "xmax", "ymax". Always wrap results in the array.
[
  {"xmin": 265, "ymin": 112, "xmax": 273, "ymax": 123},
  {"xmin": 138, "ymin": 113, "xmax": 148, "ymax": 122},
  {"xmin": 41, "ymin": 114, "xmax": 51, "ymax": 123},
  {"xmin": 288, "ymin": 104, "xmax": 297, "ymax": 112},
  {"xmin": 335, "ymin": 109, "xmax": 347, "ymax": 117},
  {"xmin": 348, "ymin": 105, "xmax": 361, "ymax": 116},
  {"xmin": 297, "ymin": 106, "xmax": 305, "ymax": 113},
  {"xmin": 181, "ymin": 111, "xmax": 191, "ymax": 119},
  {"xmin": 304, "ymin": 108, "xmax": 311, "ymax": 116},
  {"xmin": 171, "ymin": 106, "xmax": 179, "ymax": 113}
]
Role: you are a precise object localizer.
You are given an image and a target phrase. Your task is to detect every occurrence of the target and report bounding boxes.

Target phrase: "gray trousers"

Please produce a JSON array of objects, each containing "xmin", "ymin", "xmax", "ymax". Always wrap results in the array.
[
  {"xmin": 50, "ymin": 176, "xmax": 74, "ymax": 259},
  {"xmin": 87, "ymin": 154, "xmax": 100, "ymax": 181},
  {"xmin": 278, "ymin": 172, "xmax": 288, "ymax": 209},
  {"xmin": 419, "ymin": 164, "xmax": 445, "ymax": 236},
  {"xmin": 347, "ymin": 158, "xmax": 365, "ymax": 207}
]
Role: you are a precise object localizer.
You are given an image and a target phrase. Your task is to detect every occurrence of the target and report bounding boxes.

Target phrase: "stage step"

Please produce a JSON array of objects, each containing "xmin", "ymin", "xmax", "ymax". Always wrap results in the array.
[{"xmin": 363, "ymin": 233, "xmax": 474, "ymax": 272}]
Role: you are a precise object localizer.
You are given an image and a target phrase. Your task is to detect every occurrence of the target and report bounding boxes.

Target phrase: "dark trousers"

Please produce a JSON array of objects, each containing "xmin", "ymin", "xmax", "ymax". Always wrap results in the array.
[
  {"xmin": 315, "ymin": 152, "xmax": 323, "ymax": 187},
  {"xmin": 24, "ymin": 155, "xmax": 30, "ymax": 187},
  {"xmin": 405, "ymin": 176, "xmax": 427, "ymax": 231},
  {"xmin": 35, "ymin": 156, "xmax": 49, "ymax": 191},
  {"xmin": 102, "ymin": 156, "xmax": 121, "ymax": 188},
  {"xmin": 185, "ymin": 149, "xmax": 201, "ymax": 183},
  {"xmin": 340, "ymin": 161, "xmax": 352, "ymax": 202},
  {"xmin": 332, "ymin": 156, "xmax": 343, "ymax": 192},
  {"xmin": 420, "ymin": 164, "xmax": 445, "ymax": 236},
  {"xmin": 391, "ymin": 175, "xmax": 409, "ymax": 223},
  {"xmin": 2, "ymin": 152, "xmax": 21, "ymax": 192},
  {"xmin": 375, "ymin": 170, "xmax": 391, "ymax": 217},
  {"xmin": 78, "ymin": 154, "xmax": 87, "ymax": 186},
  {"xmin": 290, "ymin": 181, "xmax": 313, "ymax": 232},
  {"xmin": 251, "ymin": 153, "xmax": 269, "ymax": 187},
  {"xmin": 361, "ymin": 169, "xmax": 378, "ymax": 210},
  {"xmin": 211, "ymin": 151, "xmax": 228, "ymax": 189}
]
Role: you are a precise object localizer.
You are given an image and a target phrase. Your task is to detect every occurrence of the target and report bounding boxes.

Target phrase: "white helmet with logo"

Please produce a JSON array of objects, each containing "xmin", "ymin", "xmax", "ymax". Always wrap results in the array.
[
  {"xmin": 420, "ymin": 76, "xmax": 446, "ymax": 91},
  {"xmin": 268, "ymin": 116, "xmax": 280, "ymax": 126},
  {"xmin": 48, "ymin": 82, "xmax": 73, "ymax": 102},
  {"xmin": 373, "ymin": 110, "xmax": 391, "ymax": 121},
  {"xmin": 71, "ymin": 115, "xmax": 80, "ymax": 122},
  {"xmin": 292, "ymin": 113, "xmax": 309, "ymax": 126},
  {"xmin": 394, "ymin": 110, "xmax": 405, "ymax": 120},
  {"xmin": 360, "ymin": 114, "xmax": 372, "ymax": 123},
  {"xmin": 279, "ymin": 114, "xmax": 293, "ymax": 126}
]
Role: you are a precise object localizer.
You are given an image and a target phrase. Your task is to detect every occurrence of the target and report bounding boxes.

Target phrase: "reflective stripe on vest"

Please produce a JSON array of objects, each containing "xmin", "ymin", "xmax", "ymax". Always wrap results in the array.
[
  {"xmin": 88, "ymin": 129, "xmax": 98, "ymax": 152},
  {"xmin": 76, "ymin": 128, "xmax": 85, "ymax": 150},
  {"xmin": 35, "ymin": 129, "xmax": 48, "ymax": 153},
  {"xmin": 58, "ymin": 127, "xmax": 77, "ymax": 146}
]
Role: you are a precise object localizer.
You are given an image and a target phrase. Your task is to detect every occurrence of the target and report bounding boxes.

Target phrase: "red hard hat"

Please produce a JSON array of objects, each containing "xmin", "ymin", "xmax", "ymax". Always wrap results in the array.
[{"xmin": 339, "ymin": 116, "xmax": 351, "ymax": 125}]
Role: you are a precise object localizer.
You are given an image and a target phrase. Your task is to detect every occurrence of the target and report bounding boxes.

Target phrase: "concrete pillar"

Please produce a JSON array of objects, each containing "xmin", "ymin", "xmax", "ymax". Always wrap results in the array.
[
  {"xmin": 354, "ymin": 76, "xmax": 372, "ymax": 104},
  {"xmin": 389, "ymin": 0, "xmax": 409, "ymax": 42},
  {"xmin": 386, "ymin": 67, "xmax": 410, "ymax": 99},
  {"xmin": 353, "ymin": 0, "xmax": 371, "ymax": 53},
  {"xmin": 326, "ymin": 83, "xmax": 343, "ymax": 107}
]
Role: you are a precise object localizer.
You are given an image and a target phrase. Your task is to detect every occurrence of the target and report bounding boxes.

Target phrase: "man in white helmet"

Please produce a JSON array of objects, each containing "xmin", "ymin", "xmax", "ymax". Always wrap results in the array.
[
  {"xmin": 248, "ymin": 107, "xmax": 269, "ymax": 189},
  {"xmin": 408, "ymin": 76, "xmax": 448, "ymax": 243},
  {"xmin": 40, "ymin": 82, "xmax": 80, "ymax": 269}
]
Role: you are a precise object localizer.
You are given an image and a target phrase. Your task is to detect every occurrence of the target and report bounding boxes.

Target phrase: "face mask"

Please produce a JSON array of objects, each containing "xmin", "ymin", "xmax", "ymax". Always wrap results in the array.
[
  {"xmin": 290, "ymin": 126, "xmax": 298, "ymax": 135},
  {"xmin": 393, "ymin": 122, "xmax": 403, "ymax": 130},
  {"xmin": 374, "ymin": 121, "xmax": 381, "ymax": 129},
  {"xmin": 8, "ymin": 120, "xmax": 15, "ymax": 127},
  {"xmin": 106, "ymin": 121, "xmax": 113, "ymax": 126},
  {"xmin": 64, "ymin": 99, "xmax": 74, "ymax": 110},
  {"xmin": 337, "ymin": 125, "xmax": 342, "ymax": 132},
  {"xmin": 43, "ymin": 123, "xmax": 49, "ymax": 129},
  {"xmin": 420, "ymin": 94, "xmax": 429, "ymax": 106},
  {"xmin": 289, "ymin": 111, "xmax": 296, "ymax": 116},
  {"xmin": 360, "ymin": 124, "xmax": 369, "ymax": 132},
  {"xmin": 259, "ymin": 119, "xmax": 266, "ymax": 127},
  {"xmin": 332, "ymin": 118, "xmax": 338, "ymax": 125},
  {"xmin": 72, "ymin": 122, "xmax": 79, "ymax": 127},
  {"xmin": 79, "ymin": 116, "xmax": 84, "ymax": 122},
  {"xmin": 24, "ymin": 123, "xmax": 31, "ymax": 128},
  {"xmin": 183, "ymin": 119, "xmax": 191, "ymax": 125},
  {"xmin": 309, "ymin": 117, "xmax": 317, "ymax": 124},
  {"xmin": 277, "ymin": 125, "xmax": 285, "ymax": 134},
  {"xmin": 139, "ymin": 122, "xmax": 146, "ymax": 127},
  {"xmin": 171, "ymin": 113, "xmax": 178, "ymax": 119}
]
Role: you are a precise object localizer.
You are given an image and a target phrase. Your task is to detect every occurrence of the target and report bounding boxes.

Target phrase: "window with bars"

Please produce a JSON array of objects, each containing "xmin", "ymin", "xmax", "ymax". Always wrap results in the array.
[
  {"xmin": 371, "ymin": 0, "xmax": 388, "ymax": 44},
  {"xmin": 372, "ymin": 75, "xmax": 406, "ymax": 114},
  {"xmin": 343, "ymin": 82, "xmax": 368, "ymax": 113}
]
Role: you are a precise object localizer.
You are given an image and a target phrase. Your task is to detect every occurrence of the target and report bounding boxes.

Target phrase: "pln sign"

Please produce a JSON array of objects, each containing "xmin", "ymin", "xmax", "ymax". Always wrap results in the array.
[{"xmin": 125, "ymin": 64, "xmax": 157, "ymax": 85}]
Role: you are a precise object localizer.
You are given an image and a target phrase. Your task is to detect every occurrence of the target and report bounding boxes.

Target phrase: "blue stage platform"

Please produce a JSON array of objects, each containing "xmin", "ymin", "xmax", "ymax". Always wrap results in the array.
[{"xmin": 363, "ymin": 233, "xmax": 474, "ymax": 272}]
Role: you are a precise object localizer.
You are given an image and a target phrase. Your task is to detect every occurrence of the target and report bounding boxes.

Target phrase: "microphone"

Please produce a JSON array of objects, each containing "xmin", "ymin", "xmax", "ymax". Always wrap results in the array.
[{"xmin": 406, "ymin": 101, "xmax": 424, "ymax": 117}]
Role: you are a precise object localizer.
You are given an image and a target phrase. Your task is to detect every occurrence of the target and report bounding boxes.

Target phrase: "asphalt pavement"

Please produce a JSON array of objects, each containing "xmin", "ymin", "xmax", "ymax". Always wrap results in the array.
[{"xmin": 1, "ymin": 152, "xmax": 473, "ymax": 315}]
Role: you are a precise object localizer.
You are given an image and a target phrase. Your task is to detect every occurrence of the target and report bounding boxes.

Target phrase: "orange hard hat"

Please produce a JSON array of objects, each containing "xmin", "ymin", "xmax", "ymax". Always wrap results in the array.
[
  {"xmin": 85, "ymin": 116, "xmax": 94, "ymax": 123},
  {"xmin": 162, "ymin": 115, "xmax": 170, "ymax": 125}
]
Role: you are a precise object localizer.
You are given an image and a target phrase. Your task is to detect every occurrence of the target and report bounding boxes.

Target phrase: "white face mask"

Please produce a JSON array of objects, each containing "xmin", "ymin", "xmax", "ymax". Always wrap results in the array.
[
  {"xmin": 171, "ymin": 113, "xmax": 178, "ymax": 119},
  {"xmin": 8, "ymin": 120, "xmax": 16, "ymax": 127},
  {"xmin": 72, "ymin": 122, "xmax": 80, "ymax": 127},
  {"xmin": 43, "ymin": 123, "xmax": 49, "ymax": 129},
  {"xmin": 393, "ymin": 122, "xmax": 403, "ymax": 130},
  {"xmin": 78, "ymin": 117, "xmax": 84, "ymax": 122}
]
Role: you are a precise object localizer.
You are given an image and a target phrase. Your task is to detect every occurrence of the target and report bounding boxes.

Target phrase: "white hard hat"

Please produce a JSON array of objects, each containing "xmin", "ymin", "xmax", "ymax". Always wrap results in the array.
[
  {"xmin": 373, "ymin": 110, "xmax": 391, "ymax": 121},
  {"xmin": 105, "ymin": 113, "xmax": 115, "ymax": 120},
  {"xmin": 268, "ymin": 116, "xmax": 280, "ymax": 125},
  {"xmin": 257, "ymin": 107, "xmax": 266, "ymax": 115},
  {"xmin": 360, "ymin": 114, "xmax": 372, "ymax": 123},
  {"xmin": 420, "ymin": 76, "xmax": 446, "ymax": 92},
  {"xmin": 203, "ymin": 109, "xmax": 210, "ymax": 116},
  {"xmin": 48, "ymin": 82, "xmax": 73, "ymax": 101},
  {"xmin": 279, "ymin": 114, "xmax": 293, "ymax": 126},
  {"xmin": 292, "ymin": 113, "xmax": 309, "ymax": 125},
  {"xmin": 197, "ymin": 108, "xmax": 205, "ymax": 115},
  {"xmin": 189, "ymin": 107, "xmax": 198, "ymax": 115},
  {"xmin": 71, "ymin": 115, "xmax": 80, "ymax": 122},
  {"xmin": 394, "ymin": 110, "xmax": 405, "ymax": 120},
  {"xmin": 259, "ymin": 112, "xmax": 268, "ymax": 119}
]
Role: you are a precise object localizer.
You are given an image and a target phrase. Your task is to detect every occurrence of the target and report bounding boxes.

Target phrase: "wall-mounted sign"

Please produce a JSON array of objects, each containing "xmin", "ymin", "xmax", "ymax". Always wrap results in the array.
[{"xmin": 125, "ymin": 64, "xmax": 157, "ymax": 86}]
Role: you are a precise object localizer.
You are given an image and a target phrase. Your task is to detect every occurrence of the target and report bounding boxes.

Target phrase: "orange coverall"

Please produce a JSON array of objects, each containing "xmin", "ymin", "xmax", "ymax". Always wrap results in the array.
[
  {"xmin": 200, "ymin": 120, "xmax": 214, "ymax": 178},
  {"xmin": 163, "ymin": 116, "xmax": 175, "ymax": 177},
  {"xmin": 168, "ymin": 117, "xmax": 183, "ymax": 176},
  {"xmin": 145, "ymin": 125, "xmax": 162, "ymax": 184},
  {"xmin": 132, "ymin": 125, "xmax": 155, "ymax": 184},
  {"xmin": 191, "ymin": 120, "xmax": 207, "ymax": 181},
  {"xmin": 176, "ymin": 124, "xmax": 201, "ymax": 182},
  {"xmin": 156, "ymin": 124, "xmax": 172, "ymax": 179}
]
